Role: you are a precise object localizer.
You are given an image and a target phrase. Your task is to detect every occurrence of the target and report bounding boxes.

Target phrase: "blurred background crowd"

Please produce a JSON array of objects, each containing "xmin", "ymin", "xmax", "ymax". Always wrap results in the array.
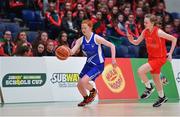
[{"xmin": 0, "ymin": 0, "xmax": 179, "ymax": 58}]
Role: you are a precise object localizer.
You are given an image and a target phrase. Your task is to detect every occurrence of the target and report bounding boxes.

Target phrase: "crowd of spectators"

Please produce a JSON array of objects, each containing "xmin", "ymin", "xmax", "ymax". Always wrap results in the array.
[{"xmin": 0, "ymin": 0, "xmax": 179, "ymax": 58}]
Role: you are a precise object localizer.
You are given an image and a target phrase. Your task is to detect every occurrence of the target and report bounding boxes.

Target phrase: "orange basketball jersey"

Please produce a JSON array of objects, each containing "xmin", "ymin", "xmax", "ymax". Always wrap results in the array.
[{"xmin": 143, "ymin": 26, "xmax": 167, "ymax": 58}]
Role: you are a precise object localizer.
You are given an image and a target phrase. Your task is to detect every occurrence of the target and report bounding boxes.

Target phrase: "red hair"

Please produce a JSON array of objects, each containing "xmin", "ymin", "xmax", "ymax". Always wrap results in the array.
[{"xmin": 82, "ymin": 19, "xmax": 93, "ymax": 28}]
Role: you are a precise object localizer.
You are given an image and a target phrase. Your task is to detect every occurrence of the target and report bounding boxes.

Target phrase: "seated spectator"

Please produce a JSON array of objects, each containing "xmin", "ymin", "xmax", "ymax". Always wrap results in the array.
[
  {"xmin": 173, "ymin": 18, "xmax": 180, "ymax": 35},
  {"xmin": 154, "ymin": 2, "xmax": 169, "ymax": 18},
  {"xmin": 56, "ymin": 31, "xmax": 70, "ymax": 47},
  {"xmin": 45, "ymin": 40, "xmax": 55, "ymax": 56},
  {"xmin": 32, "ymin": 31, "xmax": 48, "ymax": 50},
  {"xmin": 0, "ymin": 30, "xmax": 16, "ymax": 56},
  {"xmin": 164, "ymin": 23, "xmax": 179, "ymax": 47},
  {"xmin": 14, "ymin": 31, "xmax": 32, "ymax": 49},
  {"xmin": 107, "ymin": 0, "xmax": 114, "ymax": 11},
  {"xmin": 114, "ymin": 13, "xmax": 126, "ymax": 37},
  {"xmin": 164, "ymin": 24, "xmax": 179, "ymax": 38},
  {"xmin": 123, "ymin": 7, "xmax": 131, "ymax": 21},
  {"xmin": 14, "ymin": 44, "xmax": 31, "ymax": 56},
  {"xmin": 72, "ymin": 3, "xmax": 83, "ymax": 18},
  {"xmin": 33, "ymin": 42, "xmax": 46, "ymax": 56},
  {"xmin": 163, "ymin": 13, "xmax": 173, "ymax": 25}
]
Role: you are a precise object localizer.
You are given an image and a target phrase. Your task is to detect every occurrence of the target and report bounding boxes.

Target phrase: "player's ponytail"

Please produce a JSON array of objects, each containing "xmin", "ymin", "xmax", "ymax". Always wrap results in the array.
[{"xmin": 145, "ymin": 14, "xmax": 158, "ymax": 26}]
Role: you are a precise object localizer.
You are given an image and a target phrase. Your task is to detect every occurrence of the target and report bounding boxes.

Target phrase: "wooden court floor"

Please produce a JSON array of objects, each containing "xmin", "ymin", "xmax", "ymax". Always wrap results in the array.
[{"xmin": 0, "ymin": 100, "xmax": 180, "ymax": 116}]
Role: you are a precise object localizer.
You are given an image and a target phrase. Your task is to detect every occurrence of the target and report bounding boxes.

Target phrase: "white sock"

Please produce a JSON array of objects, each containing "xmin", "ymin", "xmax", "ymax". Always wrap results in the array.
[
  {"xmin": 158, "ymin": 90, "xmax": 164, "ymax": 98},
  {"xmin": 145, "ymin": 81, "xmax": 151, "ymax": 88}
]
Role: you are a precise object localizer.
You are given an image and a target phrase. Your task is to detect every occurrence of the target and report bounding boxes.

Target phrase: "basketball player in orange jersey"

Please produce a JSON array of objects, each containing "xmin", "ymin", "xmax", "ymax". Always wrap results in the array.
[
  {"xmin": 70, "ymin": 20, "xmax": 117, "ymax": 106},
  {"xmin": 127, "ymin": 14, "xmax": 177, "ymax": 107}
]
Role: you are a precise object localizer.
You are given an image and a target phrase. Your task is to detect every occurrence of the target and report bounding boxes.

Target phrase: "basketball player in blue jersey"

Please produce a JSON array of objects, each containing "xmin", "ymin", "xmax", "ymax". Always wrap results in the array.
[{"xmin": 70, "ymin": 20, "xmax": 117, "ymax": 106}]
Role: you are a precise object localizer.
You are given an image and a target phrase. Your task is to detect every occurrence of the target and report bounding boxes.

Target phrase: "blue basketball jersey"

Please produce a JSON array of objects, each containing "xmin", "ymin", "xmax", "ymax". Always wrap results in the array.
[{"xmin": 81, "ymin": 33, "xmax": 105, "ymax": 65}]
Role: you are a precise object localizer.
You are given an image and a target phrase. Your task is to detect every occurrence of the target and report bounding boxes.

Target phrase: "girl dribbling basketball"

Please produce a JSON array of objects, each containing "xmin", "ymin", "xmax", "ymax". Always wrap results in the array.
[{"xmin": 70, "ymin": 19, "xmax": 117, "ymax": 106}]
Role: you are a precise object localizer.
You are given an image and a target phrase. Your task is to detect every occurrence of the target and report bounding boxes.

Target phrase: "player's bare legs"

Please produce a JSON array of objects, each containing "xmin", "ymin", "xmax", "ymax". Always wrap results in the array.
[
  {"xmin": 77, "ymin": 81, "xmax": 88, "ymax": 97},
  {"xmin": 80, "ymin": 75, "xmax": 93, "ymax": 91},
  {"xmin": 152, "ymin": 74, "xmax": 162, "ymax": 92},
  {"xmin": 138, "ymin": 63, "xmax": 152, "ymax": 83},
  {"xmin": 77, "ymin": 75, "xmax": 97, "ymax": 106},
  {"xmin": 138, "ymin": 63, "xmax": 155, "ymax": 99},
  {"xmin": 152, "ymin": 74, "xmax": 168, "ymax": 107}
]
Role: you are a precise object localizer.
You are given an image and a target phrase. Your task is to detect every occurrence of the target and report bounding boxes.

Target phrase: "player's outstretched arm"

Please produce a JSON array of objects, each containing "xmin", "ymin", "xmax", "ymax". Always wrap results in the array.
[
  {"xmin": 70, "ymin": 38, "xmax": 82, "ymax": 55},
  {"xmin": 126, "ymin": 30, "xmax": 144, "ymax": 45}
]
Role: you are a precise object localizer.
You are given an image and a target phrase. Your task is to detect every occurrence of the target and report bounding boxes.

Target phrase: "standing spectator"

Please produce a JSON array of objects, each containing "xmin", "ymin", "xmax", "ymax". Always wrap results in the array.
[
  {"xmin": 106, "ymin": 6, "xmax": 119, "ymax": 36},
  {"xmin": 62, "ymin": 10, "xmax": 79, "ymax": 45},
  {"xmin": 126, "ymin": 14, "xmax": 139, "ymax": 38},
  {"xmin": 45, "ymin": 2, "xmax": 62, "ymax": 39},
  {"xmin": 135, "ymin": 7, "xmax": 144, "ymax": 33},
  {"xmin": 74, "ymin": 10, "xmax": 87, "ymax": 33},
  {"xmin": 91, "ymin": 11, "xmax": 106, "ymax": 36}
]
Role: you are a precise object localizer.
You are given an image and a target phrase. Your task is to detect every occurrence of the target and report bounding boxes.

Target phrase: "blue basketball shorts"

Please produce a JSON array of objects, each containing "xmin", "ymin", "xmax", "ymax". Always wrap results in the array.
[{"xmin": 79, "ymin": 63, "xmax": 104, "ymax": 81}]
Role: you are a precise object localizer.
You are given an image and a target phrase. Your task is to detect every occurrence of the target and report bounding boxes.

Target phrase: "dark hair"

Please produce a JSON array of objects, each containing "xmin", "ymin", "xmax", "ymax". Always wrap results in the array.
[
  {"xmin": 57, "ymin": 31, "xmax": 69, "ymax": 47},
  {"xmin": 14, "ymin": 45, "xmax": 29, "ymax": 56}
]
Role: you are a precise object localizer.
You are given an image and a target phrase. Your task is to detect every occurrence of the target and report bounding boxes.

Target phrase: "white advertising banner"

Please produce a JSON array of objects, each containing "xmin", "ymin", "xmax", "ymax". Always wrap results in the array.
[
  {"xmin": 172, "ymin": 59, "xmax": 180, "ymax": 97},
  {"xmin": 0, "ymin": 57, "xmax": 98, "ymax": 103},
  {"xmin": 45, "ymin": 57, "xmax": 86, "ymax": 101},
  {"xmin": 0, "ymin": 57, "xmax": 53, "ymax": 103}
]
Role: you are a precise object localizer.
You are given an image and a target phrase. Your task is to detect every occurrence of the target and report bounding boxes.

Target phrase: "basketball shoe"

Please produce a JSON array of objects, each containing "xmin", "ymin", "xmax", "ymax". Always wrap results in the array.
[
  {"xmin": 153, "ymin": 96, "xmax": 168, "ymax": 107},
  {"xmin": 77, "ymin": 88, "xmax": 97, "ymax": 107},
  {"xmin": 78, "ymin": 96, "xmax": 89, "ymax": 107},
  {"xmin": 140, "ymin": 83, "xmax": 155, "ymax": 99}
]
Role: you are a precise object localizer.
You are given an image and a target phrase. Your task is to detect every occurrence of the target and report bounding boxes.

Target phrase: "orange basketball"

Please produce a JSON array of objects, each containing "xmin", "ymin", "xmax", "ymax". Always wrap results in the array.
[{"xmin": 55, "ymin": 46, "xmax": 70, "ymax": 60}]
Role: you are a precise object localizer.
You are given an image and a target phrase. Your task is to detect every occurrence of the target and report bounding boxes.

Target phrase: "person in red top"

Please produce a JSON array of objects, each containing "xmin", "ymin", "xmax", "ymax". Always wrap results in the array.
[{"xmin": 127, "ymin": 14, "xmax": 177, "ymax": 107}]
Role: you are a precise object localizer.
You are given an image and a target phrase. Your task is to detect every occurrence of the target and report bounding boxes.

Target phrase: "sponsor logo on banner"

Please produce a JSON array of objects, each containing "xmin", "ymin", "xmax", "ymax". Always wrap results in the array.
[
  {"xmin": 176, "ymin": 72, "xmax": 180, "ymax": 83},
  {"xmin": 96, "ymin": 58, "xmax": 138, "ymax": 99},
  {"xmin": 102, "ymin": 64, "xmax": 125, "ymax": 93},
  {"xmin": 50, "ymin": 73, "xmax": 79, "ymax": 87},
  {"xmin": 2, "ymin": 73, "xmax": 46, "ymax": 87}
]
